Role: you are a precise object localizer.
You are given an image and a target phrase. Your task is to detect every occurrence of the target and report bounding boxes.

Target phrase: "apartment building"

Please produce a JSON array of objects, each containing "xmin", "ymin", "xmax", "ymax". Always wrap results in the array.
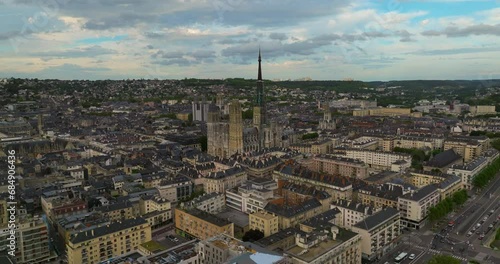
[
  {"xmin": 398, "ymin": 184, "xmax": 440, "ymax": 229},
  {"xmin": 444, "ymin": 136, "xmax": 490, "ymax": 162},
  {"xmin": 357, "ymin": 183, "xmax": 408, "ymax": 209},
  {"xmin": 263, "ymin": 198, "xmax": 324, "ymax": 229},
  {"xmin": 139, "ymin": 195, "xmax": 172, "ymax": 228},
  {"xmin": 226, "ymin": 178, "xmax": 277, "ymax": 214},
  {"xmin": 174, "ymin": 208, "xmax": 234, "ymax": 240},
  {"xmin": 448, "ymin": 156, "xmax": 489, "ymax": 189},
  {"xmin": 351, "ymin": 207, "xmax": 400, "ymax": 261},
  {"xmin": 0, "ymin": 216, "xmax": 56, "ymax": 264},
  {"xmin": 289, "ymin": 139, "xmax": 335, "ymax": 155},
  {"xmin": 204, "ymin": 166, "xmax": 247, "ymax": 194},
  {"xmin": 249, "ymin": 211, "xmax": 279, "ymax": 237},
  {"xmin": 286, "ymin": 226, "xmax": 362, "ymax": 264},
  {"xmin": 156, "ymin": 175, "xmax": 193, "ymax": 203},
  {"xmin": 334, "ymin": 149, "xmax": 412, "ymax": 172},
  {"xmin": 409, "ymin": 171, "xmax": 451, "ymax": 188},
  {"xmin": 331, "ymin": 199, "xmax": 378, "ymax": 228},
  {"xmin": 309, "ymin": 155, "xmax": 369, "ymax": 179},
  {"xmin": 469, "ymin": 105, "xmax": 496, "ymax": 116},
  {"xmin": 273, "ymin": 161, "xmax": 353, "ymax": 201},
  {"xmin": 393, "ymin": 135, "xmax": 444, "ymax": 150},
  {"xmin": 436, "ymin": 175, "xmax": 463, "ymax": 200},
  {"xmin": 66, "ymin": 217, "xmax": 151, "ymax": 264},
  {"xmin": 94, "ymin": 201, "xmax": 135, "ymax": 222},
  {"xmin": 188, "ymin": 192, "xmax": 225, "ymax": 214}
]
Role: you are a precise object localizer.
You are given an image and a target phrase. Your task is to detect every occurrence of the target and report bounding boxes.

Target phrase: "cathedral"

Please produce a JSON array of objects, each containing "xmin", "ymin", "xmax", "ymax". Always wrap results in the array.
[{"xmin": 207, "ymin": 50, "xmax": 283, "ymax": 158}]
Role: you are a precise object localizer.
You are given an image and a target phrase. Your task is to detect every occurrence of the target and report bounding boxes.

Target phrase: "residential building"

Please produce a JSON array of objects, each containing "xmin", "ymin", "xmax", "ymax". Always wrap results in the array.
[
  {"xmin": 398, "ymin": 184, "xmax": 440, "ymax": 229},
  {"xmin": 290, "ymin": 139, "xmax": 335, "ymax": 155},
  {"xmin": 226, "ymin": 178, "xmax": 277, "ymax": 214},
  {"xmin": 204, "ymin": 166, "xmax": 247, "ymax": 194},
  {"xmin": 187, "ymin": 192, "xmax": 225, "ymax": 214},
  {"xmin": 273, "ymin": 161, "xmax": 353, "ymax": 201},
  {"xmin": 469, "ymin": 105, "xmax": 496, "ymax": 116},
  {"xmin": 156, "ymin": 175, "xmax": 193, "ymax": 202},
  {"xmin": 174, "ymin": 208, "xmax": 234, "ymax": 240},
  {"xmin": 263, "ymin": 198, "xmax": 324, "ymax": 229},
  {"xmin": 436, "ymin": 175, "xmax": 463, "ymax": 200},
  {"xmin": 249, "ymin": 211, "xmax": 279, "ymax": 237},
  {"xmin": 66, "ymin": 217, "xmax": 151, "ymax": 264},
  {"xmin": 357, "ymin": 183, "xmax": 407, "ymax": 209},
  {"xmin": 444, "ymin": 136, "xmax": 490, "ymax": 162},
  {"xmin": 334, "ymin": 149, "xmax": 412, "ymax": 172},
  {"xmin": 0, "ymin": 216, "xmax": 56, "ymax": 264},
  {"xmin": 286, "ymin": 226, "xmax": 362, "ymax": 264},
  {"xmin": 448, "ymin": 156, "xmax": 489, "ymax": 189},
  {"xmin": 94, "ymin": 201, "xmax": 135, "ymax": 222},
  {"xmin": 309, "ymin": 155, "xmax": 369, "ymax": 179},
  {"xmin": 351, "ymin": 207, "xmax": 401, "ymax": 261},
  {"xmin": 331, "ymin": 199, "xmax": 378, "ymax": 228}
]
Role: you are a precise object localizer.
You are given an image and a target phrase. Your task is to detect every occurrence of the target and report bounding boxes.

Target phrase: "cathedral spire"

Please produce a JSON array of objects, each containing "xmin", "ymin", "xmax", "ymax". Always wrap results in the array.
[{"xmin": 258, "ymin": 47, "xmax": 262, "ymax": 81}]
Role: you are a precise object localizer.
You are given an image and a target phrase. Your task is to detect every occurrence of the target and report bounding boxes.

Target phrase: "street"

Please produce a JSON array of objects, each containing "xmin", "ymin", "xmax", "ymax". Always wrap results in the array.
[{"xmin": 376, "ymin": 171, "xmax": 500, "ymax": 264}]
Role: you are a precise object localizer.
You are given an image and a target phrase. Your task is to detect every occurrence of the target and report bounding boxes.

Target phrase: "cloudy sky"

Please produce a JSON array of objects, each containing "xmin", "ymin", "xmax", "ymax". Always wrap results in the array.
[{"xmin": 1, "ymin": 0, "xmax": 499, "ymax": 81}]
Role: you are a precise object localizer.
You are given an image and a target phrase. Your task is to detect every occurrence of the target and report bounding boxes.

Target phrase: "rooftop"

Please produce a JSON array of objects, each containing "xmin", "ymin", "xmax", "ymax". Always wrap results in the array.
[
  {"xmin": 400, "ymin": 184, "xmax": 438, "ymax": 201},
  {"xmin": 180, "ymin": 208, "xmax": 233, "ymax": 227},
  {"xmin": 69, "ymin": 217, "xmax": 148, "ymax": 244},
  {"xmin": 352, "ymin": 207, "xmax": 399, "ymax": 231}
]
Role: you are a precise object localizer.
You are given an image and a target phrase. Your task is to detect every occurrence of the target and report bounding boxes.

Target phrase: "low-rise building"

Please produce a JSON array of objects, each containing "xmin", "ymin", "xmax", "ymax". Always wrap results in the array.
[{"xmin": 357, "ymin": 183, "xmax": 407, "ymax": 209}]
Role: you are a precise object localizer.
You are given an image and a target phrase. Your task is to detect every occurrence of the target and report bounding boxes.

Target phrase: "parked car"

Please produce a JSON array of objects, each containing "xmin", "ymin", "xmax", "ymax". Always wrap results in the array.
[
  {"xmin": 409, "ymin": 254, "xmax": 416, "ymax": 260},
  {"xmin": 467, "ymin": 231, "xmax": 472, "ymax": 237}
]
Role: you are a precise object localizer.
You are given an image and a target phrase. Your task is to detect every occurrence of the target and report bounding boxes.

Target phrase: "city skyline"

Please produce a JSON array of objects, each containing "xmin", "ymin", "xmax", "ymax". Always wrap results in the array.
[{"xmin": 1, "ymin": 0, "xmax": 500, "ymax": 80}]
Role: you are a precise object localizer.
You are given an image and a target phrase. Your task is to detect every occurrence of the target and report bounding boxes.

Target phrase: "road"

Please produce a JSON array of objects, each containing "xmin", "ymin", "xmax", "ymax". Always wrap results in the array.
[{"xmin": 376, "ymin": 171, "xmax": 500, "ymax": 264}]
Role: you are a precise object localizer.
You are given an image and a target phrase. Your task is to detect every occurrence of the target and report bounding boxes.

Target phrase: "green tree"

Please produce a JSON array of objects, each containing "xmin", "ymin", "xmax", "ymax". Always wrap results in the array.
[
  {"xmin": 427, "ymin": 255, "xmax": 460, "ymax": 264},
  {"xmin": 302, "ymin": 133, "xmax": 319, "ymax": 140}
]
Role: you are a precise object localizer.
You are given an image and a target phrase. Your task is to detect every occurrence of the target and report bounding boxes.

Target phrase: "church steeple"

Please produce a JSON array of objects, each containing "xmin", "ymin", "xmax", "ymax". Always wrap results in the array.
[{"xmin": 258, "ymin": 47, "xmax": 262, "ymax": 81}]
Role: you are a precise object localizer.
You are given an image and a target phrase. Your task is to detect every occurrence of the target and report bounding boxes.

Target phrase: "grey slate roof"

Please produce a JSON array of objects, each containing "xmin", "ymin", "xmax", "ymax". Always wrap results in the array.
[
  {"xmin": 400, "ymin": 184, "xmax": 438, "ymax": 201},
  {"xmin": 70, "ymin": 217, "xmax": 147, "ymax": 244},
  {"xmin": 353, "ymin": 207, "xmax": 399, "ymax": 231}
]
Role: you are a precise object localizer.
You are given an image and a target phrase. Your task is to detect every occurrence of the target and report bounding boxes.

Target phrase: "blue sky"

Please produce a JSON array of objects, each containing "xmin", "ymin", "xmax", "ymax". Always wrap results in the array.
[{"xmin": 0, "ymin": 0, "xmax": 499, "ymax": 80}]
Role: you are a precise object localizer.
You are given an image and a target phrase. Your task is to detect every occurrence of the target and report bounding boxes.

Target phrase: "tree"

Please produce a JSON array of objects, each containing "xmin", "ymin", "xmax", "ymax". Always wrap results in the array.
[
  {"xmin": 302, "ymin": 133, "xmax": 319, "ymax": 140},
  {"xmin": 427, "ymin": 255, "xmax": 460, "ymax": 264},
  {"xmin": 242, "ymin": 229, "xmax": 264, "ymax": 242}
]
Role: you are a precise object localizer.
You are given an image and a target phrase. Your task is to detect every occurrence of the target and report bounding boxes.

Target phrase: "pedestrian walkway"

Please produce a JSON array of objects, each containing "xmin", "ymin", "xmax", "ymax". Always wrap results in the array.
[{"xmin": 403, "ymin": 241, "xmax": 468, "ymax": 261}]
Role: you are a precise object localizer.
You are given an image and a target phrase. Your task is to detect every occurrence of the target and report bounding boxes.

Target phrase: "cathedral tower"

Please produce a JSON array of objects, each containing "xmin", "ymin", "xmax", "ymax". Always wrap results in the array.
[
  {"xmin": 229, "ymin": 100, "xmax": 244, "ymax": 155},
  {"xmin": 253, "ymin": 48, "xmax": 267, "ymax": 149}
]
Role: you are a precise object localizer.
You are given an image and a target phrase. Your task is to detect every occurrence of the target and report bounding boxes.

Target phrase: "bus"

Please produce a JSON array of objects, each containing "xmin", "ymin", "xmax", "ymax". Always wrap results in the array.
[{"xmin": 394, "ymin": 252, "xmax": 408, "ymax": 263}]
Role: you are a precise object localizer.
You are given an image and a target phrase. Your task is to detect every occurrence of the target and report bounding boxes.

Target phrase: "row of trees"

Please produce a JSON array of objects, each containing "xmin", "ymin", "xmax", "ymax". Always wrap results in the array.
[
  {"xmin": 472, "ymin": 157, "xmax": 500, "ymax": 188},
  {"xmin": 302, "ymin": 132, "xmax": 319, "ymax": 140},
  {"xmin": 428, "ymin": 189, "xmax": 468, "ymax": 222}
]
